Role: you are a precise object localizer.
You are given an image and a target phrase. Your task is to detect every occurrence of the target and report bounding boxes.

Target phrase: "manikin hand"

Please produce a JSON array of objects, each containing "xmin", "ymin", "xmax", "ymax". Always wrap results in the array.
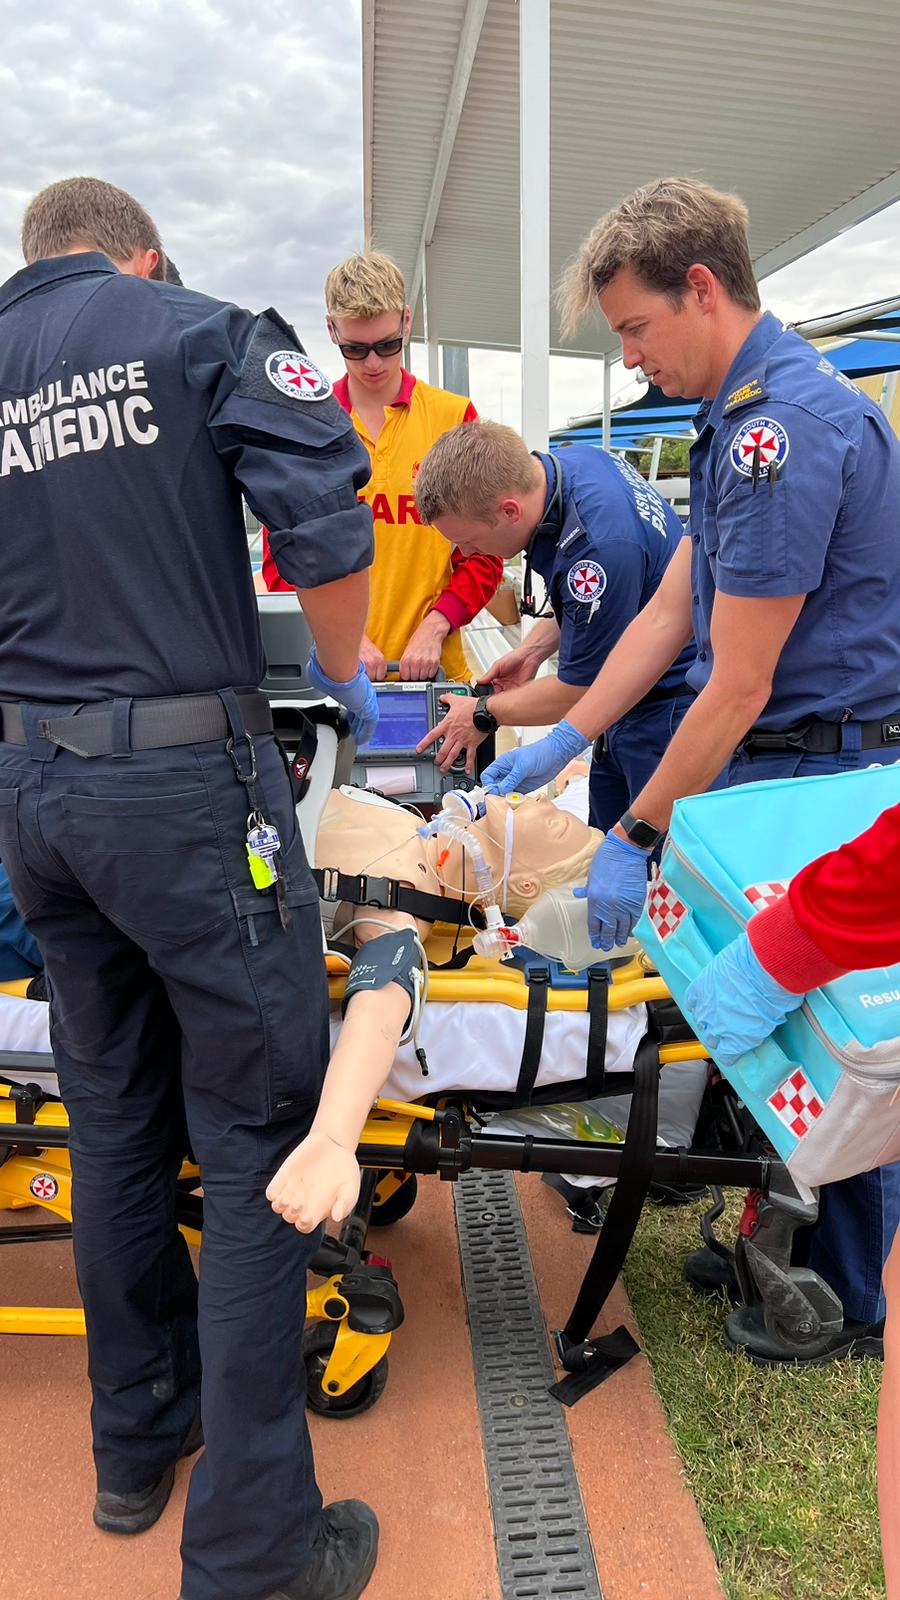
[{"xmin": 266, "ymin": 1130, "xmax": 362, "ymax": 1233}]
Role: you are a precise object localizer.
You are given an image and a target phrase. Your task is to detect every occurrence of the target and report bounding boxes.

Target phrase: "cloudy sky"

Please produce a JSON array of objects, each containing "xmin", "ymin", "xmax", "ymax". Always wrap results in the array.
[{"xmin": 3, "ymin": 0, "xmax": 900, "ymax": 429}]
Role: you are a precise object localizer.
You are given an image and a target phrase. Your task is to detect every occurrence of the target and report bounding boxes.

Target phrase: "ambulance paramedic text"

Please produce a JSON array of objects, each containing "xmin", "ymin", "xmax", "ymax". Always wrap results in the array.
[{"xmin": 0, "ymin": 176, "xmax": 379, "ymax": 1600}]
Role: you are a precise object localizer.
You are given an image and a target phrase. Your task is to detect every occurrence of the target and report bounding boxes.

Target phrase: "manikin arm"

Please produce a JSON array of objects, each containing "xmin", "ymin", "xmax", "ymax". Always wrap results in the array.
[{"xmin": 266, "ymin": 910, "xmax": 421, "ymax": 1232}]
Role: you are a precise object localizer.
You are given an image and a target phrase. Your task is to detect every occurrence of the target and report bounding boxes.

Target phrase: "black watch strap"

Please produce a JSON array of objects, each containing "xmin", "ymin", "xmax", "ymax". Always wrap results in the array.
[
  {"xmin": 618, "ymin": 808, "xmax": 664, "ymax": 850},
  {"xmin": 472, "ymin": 695, "xmax": 498, "ymax": 733}
]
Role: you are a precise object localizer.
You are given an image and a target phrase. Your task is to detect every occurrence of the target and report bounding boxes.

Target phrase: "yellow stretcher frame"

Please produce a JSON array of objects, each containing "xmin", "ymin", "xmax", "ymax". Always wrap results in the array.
[{"xmin": 0, "ymin": 956, "xmax": 709, "ymax": 1406}]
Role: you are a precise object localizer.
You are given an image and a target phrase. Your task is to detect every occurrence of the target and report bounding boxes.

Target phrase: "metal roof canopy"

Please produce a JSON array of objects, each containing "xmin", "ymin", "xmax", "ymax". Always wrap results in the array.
[{"xmin": 363, "ymin": 0, "xmax": 900, "ymax": 446}]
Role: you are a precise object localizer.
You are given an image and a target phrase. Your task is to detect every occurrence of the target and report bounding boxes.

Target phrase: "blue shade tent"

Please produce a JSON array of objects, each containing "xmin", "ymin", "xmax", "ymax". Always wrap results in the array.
[{"xmin": 551, "ymin": 302, "xmax": 900, "ymax": 451}]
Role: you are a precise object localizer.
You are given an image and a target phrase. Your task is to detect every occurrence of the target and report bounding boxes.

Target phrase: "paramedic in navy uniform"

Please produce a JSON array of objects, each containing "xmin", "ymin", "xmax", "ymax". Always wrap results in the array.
[
  {"xmin": 483, "ymin": 176, "xmax": 900, "ymax": 1369},
  {"xmin": 411, "ymin": 417, "xmax": 696, "ymax": 831},
  {"xmin": 0, "ymin": 178, "xmax": 380, "ymax": 1600}
]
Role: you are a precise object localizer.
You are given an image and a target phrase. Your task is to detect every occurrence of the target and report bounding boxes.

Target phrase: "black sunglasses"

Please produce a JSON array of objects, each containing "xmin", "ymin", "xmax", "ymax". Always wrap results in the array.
[{"xmin": 332, "ymin": 324, "xmax": 405, "ymax": 362}]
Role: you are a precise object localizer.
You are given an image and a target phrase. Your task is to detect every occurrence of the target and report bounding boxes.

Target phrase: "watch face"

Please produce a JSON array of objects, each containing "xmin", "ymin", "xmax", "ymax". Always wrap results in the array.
[{"xmin": 473, "ymin": 699, "xmax": 496, "ymax": 733}]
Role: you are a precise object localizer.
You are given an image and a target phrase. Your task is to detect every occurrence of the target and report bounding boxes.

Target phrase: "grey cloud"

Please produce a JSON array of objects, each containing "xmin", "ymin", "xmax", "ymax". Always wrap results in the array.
[{"xmin": 0, "ymin": 0, "xmax": 364, "ymax": 369}]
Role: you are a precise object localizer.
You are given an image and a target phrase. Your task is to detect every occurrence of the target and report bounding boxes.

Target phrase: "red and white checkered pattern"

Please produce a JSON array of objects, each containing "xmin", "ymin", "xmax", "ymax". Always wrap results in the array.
[
  {"xmin": 768, "ymin": 1068, "xmax": 824, "ymax": 1140},
  {"xmin": 744, "ymin": 879, "xmax": 791, "ymax": 912},
  {"xmin": 646, "ymin": 878, "xmax": 687, "ymax": 940}
]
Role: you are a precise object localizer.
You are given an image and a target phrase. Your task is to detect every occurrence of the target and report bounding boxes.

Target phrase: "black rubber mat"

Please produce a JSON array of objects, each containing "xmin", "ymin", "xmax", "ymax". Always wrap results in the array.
[{"xmin": 454, "ymin": 1169, "xmax": 604, "ymax": 1599}]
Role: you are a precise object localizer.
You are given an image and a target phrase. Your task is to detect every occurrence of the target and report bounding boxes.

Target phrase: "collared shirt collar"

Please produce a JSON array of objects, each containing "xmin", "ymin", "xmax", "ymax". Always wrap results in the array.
[
  {"xmin": 705, "ymin": 310, "xmax": 784, "ymax": 430},
  {"xmin": 0, "ymin": 252, "xmax": 118, "ymax": 316},
  {"xmin": 333, "ymin": 367, "xmax": 417, "ymax": 418}
]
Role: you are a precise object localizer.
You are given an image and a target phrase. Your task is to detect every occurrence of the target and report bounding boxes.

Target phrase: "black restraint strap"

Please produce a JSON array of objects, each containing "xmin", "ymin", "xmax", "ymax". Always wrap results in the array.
[
  {"xmin": 314, "ymin": 867, "xmax": 479, "ymax": 931},
  {"xmin": 583, "ymin": 967, "xmax": 609, "ymax": 1096},
  {"xmin": 513, "ymin": 967, "xmax": 550, "ymax": 1105},
  {"xmin": 550, "ymin": 1029, "xmax": 660, "ymax": 1404}
]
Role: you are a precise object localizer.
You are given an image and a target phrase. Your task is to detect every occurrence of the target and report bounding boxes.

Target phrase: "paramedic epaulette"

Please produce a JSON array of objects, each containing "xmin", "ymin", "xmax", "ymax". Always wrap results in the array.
[{"xmin": 722, "ymin": 376, "xmax": 767, "ymax": 414}]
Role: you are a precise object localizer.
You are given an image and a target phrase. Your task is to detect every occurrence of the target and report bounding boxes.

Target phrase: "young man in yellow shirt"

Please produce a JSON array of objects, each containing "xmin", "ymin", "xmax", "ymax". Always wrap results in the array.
[{"xmin": 263, "ymin": 251, "xmax": 501, "ymax": 681}]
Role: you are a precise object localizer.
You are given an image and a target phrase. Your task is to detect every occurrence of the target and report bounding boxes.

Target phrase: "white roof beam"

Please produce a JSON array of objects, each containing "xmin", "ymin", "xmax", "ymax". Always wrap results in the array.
[
  {"xmin": 408, "ymin": 0, "xmax": 489, "ymax": 319},
  {"xmin": 755, "ymin": 169, "xmax": 900, "ymax": 282}
]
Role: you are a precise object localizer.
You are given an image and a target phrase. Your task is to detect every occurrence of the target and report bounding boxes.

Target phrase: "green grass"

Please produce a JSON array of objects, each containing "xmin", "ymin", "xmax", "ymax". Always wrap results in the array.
[{"xmin": 623, "ymin": 1195, "xmax": 882, "ymax": 1600}]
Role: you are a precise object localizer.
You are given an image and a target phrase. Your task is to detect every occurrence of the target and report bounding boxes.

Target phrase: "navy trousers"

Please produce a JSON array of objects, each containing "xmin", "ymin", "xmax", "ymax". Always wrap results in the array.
[
  {"xmin": 727, "ymin": 743, "xmax": 900, "ymax": 1324},
  {"xmin": 588, "ymin": 692, "xmax": 695, "ymax": 832},
  {"xmin": 0, "ymin": 718, "xmax": 329, "ymax": 1600}
]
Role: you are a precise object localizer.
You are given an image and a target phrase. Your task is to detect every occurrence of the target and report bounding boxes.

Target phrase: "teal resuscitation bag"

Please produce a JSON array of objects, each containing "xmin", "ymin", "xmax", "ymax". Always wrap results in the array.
[{"xmin": 636, "ymin": 764, "xmax": 900, "ymax": 1191}]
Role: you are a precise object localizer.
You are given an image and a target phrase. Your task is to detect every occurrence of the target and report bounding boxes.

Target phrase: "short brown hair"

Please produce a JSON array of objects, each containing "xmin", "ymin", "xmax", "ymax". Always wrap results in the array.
[
  {"xmin": 557, "ymin": 176, "xmax": 760, "ymax": 337},
  {"xmin": 415, "ymin": 420, "xmax": 538, "ymax": 524},
  {"xmin": 324, "ymin": 251, "xmax": 406, "ymax": 319},
  {"xmin": 21, "ymin": 177, "xmax": 163, "ymax": 267}
]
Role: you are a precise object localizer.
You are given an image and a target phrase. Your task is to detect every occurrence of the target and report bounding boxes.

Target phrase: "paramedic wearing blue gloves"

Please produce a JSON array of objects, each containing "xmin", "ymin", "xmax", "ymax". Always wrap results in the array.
[
  {"xmin": 0, "ymin": 179, "xmax": 379, "ymax": 1600},
  {"xmin": 484, "ymin": 175, "xmax": 900, "ymax": 1368},
  {"xmin": 413, "ymin": 418, "xmax": 696, "ymax": 830}
]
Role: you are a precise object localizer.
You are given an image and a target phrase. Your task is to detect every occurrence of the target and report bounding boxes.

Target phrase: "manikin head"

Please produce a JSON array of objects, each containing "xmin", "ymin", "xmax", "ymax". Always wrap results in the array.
[
  {"xmin": 414, "ymin": 420, "xmax": 546, "ymax": 561},
  {"xmin": 557, "ymin": 177, "xmax": 762, "ymax": 402},
  {"xmin": 324, "ymin": 251, "xmax": 411, "ymax": 400},
  {"xmin": 21, "ymin": 176, "xmax": 164, "ymax": 280},
  {"xmin": 317, "ymin": 787, "xmax": 600, "ymax": 925}
]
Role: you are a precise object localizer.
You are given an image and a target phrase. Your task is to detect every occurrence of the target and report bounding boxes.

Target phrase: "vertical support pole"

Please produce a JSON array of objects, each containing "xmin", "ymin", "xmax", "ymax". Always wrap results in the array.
[
  {"xmin": 880, "ymin": 370, "xmax": 898, "ymax": 417},
  {"xmin": 422, "ymin": 245, "xmax": 441, "ymax": 386},
  {"xmin": 519, "ymin": 0, "xmax": 550, "ymax": 452},
  {"xmin": 443, "ymin": 345, "xmax": 471, "ymax": 396},
  {"xmin": 602, "ymin": 356, "xmax": 612, "ymax": 451},
  {"xmin": 649, "ymin": 435, "xmax": 663, "ymax": 483}
]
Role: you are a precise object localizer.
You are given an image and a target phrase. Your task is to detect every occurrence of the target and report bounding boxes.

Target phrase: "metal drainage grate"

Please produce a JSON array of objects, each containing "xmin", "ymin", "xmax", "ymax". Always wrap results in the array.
[{"xmin": 454, "ymin": 1169, "xmax": 603, "ymax": 1600}]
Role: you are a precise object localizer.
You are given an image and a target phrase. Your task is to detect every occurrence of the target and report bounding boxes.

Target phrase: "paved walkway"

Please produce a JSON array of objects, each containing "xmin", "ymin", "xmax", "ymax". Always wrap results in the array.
[{"xmin": 0, "ymin": 1177, "xmax": 723, "ymax": 1600}]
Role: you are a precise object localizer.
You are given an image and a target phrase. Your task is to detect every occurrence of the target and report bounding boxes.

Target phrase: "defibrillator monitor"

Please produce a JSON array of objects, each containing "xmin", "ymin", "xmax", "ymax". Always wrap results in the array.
[{"xmin": 351, "ymin": 678, "xmax": 476, "ymax": 806}]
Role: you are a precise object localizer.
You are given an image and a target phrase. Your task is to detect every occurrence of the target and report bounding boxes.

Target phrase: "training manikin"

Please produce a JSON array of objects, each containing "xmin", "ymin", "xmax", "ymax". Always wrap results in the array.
[{"xmin": 266, "ymin": 785, "xmax": 655, "ymax": 1235}]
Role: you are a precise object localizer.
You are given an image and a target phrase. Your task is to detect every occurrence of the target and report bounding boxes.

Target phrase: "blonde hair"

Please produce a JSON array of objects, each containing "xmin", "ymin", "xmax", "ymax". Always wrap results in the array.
[
  {"xmin": 415, "ymin": 419, "xmax": 539, "ymax": 524},
  {"xmin": 22, "ymin": 177, "xmax": 163, "ymax": 267},
  {"xmin": 505, "ymin": 831, "xmax": 601, "ymax": 916},
  {"xmin": 324, "ymin": 250, "xmax": 406, "ymax": 319},
  {"xmin": 557, "ymin": 176, "xmax": 760, "ymax": 339}
]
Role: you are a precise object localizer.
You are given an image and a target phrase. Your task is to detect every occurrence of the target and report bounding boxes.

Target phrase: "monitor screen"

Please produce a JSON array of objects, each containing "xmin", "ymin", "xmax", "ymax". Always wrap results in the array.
[{"xmin": 358, "ymin": 689, "xmax": 430, "ymax": 751}]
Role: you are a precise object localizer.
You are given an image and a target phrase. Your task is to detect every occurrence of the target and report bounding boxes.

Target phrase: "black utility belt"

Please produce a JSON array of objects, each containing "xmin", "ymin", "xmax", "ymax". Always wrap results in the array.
[
  {"xmin": 0, "ymin": 690, "xmax": 273, "ymax": 758},
  {"xmin": 740, "ymin": 713, "xmax": 900, "ymax": 758},
  {"xmin": 634, "ymin": 679, "xmax": 694, "ymax": 710}
]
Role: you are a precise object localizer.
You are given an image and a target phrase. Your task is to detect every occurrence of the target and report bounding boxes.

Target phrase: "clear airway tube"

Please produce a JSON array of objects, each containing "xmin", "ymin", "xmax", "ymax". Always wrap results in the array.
[{"xmin": 418, "ymin": 812, "xmax": 504, "ymax": 934}]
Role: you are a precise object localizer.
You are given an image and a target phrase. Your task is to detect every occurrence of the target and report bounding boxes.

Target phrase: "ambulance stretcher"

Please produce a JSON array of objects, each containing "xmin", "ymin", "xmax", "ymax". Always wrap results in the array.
[{"xmin": 0, "ymin": 948, "xmax": 778, "ymax": 1413}]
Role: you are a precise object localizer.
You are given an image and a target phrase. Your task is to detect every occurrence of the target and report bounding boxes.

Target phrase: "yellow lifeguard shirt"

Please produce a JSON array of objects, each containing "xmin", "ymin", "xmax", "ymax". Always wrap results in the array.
[{"xmin": 334, "ymin": 371, "xmax": 478, "ymax": 681}]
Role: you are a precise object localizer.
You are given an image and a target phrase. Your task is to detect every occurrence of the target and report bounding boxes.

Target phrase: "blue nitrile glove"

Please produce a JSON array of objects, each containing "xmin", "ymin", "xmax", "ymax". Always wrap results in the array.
[
  {"xmin": 481, "ymin": 719, "xmax": 588, "ymax": 797},
  {"xmin": 573, "ymin": 832, "xmax": 650, "ymax": 950},
  {"xmin": 685, "ymin": 932, "xmax": 804, "ymax": 1067},
  {"xmin": 306, "ymin": 648, "xmax": 379, "ymax": 747}
]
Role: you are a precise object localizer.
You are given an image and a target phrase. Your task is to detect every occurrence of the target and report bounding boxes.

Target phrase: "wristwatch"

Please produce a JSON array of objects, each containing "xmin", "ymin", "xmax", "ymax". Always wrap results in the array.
[
  {"xmin": 618, "ymin": 808, "xmax": 665, "ymax": 851},
  {"xmin": 472, "ymin": 694, "xmax": 498, "ymax": 734}
]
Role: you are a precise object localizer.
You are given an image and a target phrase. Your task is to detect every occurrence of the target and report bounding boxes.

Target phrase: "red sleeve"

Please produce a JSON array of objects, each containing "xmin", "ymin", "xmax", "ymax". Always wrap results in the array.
[
  {"xmin": 432, "ymin": 548, "xmax": 504, "ymax": 630},
  {"xmin": 261, "ymin": 527, "xmax": 293, "ymax": 593},
  {"xmin": 749, "ymin": 801, "xmax": 900, "ymax": 991}
]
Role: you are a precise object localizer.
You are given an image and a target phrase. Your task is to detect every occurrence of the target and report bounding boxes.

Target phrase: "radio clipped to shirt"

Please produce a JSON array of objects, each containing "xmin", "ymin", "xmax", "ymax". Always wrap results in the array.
[{"xmin": 636, "ymin": 763, "xmax": 900, "ymax": 1193}]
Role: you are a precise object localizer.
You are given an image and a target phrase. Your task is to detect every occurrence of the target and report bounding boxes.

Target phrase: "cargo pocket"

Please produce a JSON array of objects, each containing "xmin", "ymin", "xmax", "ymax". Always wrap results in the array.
[
  {"xmin": 232, "ymin": 881, "xmax": 329, "ymax": 1119},
  {"xmin": 61, "ymin": 786, "xmax": 233, "ymax": 945}
]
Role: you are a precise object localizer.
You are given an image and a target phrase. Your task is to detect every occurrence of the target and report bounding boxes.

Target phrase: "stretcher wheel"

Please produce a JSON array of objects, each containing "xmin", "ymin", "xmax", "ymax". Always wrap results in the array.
[
  {"xmin": 370, "ymin": 1172, "xmax": 418, "ymax": 1226},
  {"xmin": 303, "ymin": 1323, "xmax": 389, "ymax": 1418}
]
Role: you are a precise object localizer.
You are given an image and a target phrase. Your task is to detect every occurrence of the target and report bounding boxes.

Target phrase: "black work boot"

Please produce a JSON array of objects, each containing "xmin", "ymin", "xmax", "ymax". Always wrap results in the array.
[
  {"xmin": 269, "ymin": 1500, "xmax": 379, "ymax": 1600},
  {"xmin": 94, "ymin": 1410, "xmax": 204, "ymax": 1536}
]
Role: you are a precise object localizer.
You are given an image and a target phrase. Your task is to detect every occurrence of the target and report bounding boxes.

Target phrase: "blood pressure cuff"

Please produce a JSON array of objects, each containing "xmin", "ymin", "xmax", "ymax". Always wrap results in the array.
[{"xmin": 341, "ymin": 929, "xmax": 421, "ymax": 1032}]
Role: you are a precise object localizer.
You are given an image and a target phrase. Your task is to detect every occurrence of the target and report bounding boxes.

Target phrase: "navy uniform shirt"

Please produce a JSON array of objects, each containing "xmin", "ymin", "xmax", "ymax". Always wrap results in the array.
[
  {"xmin": 529, "ymin": 445, "xmax": 695, "ymax": 692},
  {"xmin": 689, "ymin": 311, "xmax": 900, "ymax": 728},
  {"xmin": 0, "ymin": 253, "xmax": 373, "ymax": 701}
]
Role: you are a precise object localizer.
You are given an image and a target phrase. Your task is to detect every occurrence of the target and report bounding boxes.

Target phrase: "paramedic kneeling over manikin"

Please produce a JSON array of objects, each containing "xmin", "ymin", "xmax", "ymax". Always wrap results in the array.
[
  {"xmin": 267, "ymin": 785, "xmax": 605, "ymax": 1230},
  {"xmin": 0, "ymin": 178, "xmax": 380, "ymax": 1600}
]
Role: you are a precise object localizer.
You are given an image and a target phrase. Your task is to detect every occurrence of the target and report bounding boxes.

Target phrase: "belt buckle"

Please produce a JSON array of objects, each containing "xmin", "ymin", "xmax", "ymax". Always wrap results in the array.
[{"xmin": 320, "ymin": 868, "xmax": 341, "ymax": 902}]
